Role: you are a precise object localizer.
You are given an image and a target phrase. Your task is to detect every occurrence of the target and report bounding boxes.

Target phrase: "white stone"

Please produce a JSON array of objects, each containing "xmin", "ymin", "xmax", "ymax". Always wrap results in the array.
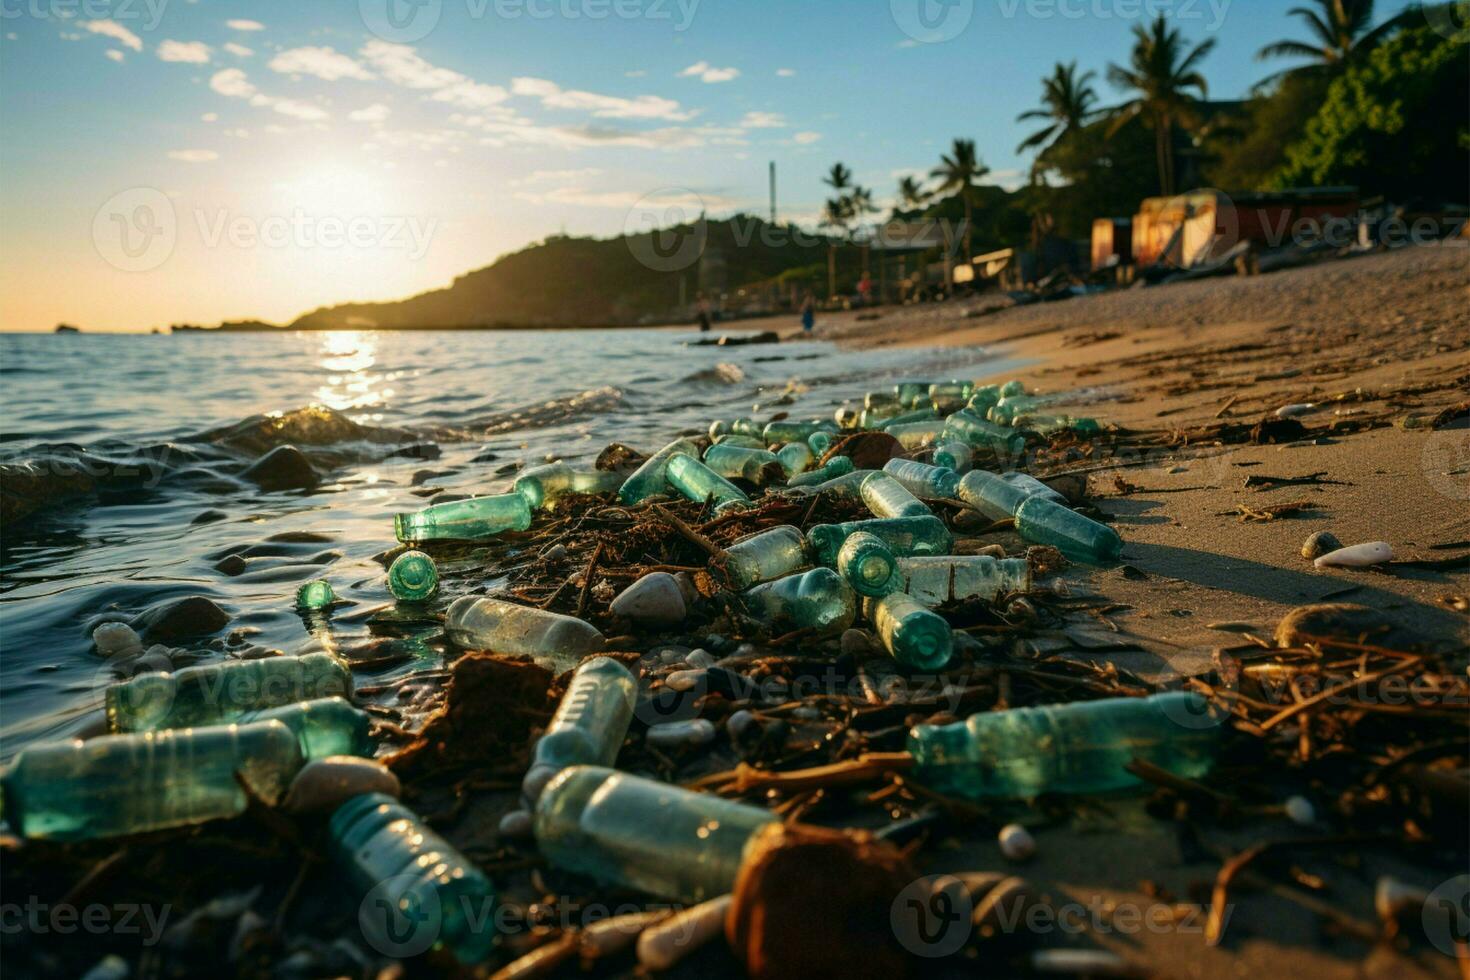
[
  {"xmin": 498, "ymin": 810, "xmax": 534, "ymax": 839},
  {"xmin": 1314, "ymin": 541, "xmax": 1393, "ymax": 569},
  {"xmin": 665, "ymin": 669, "xmax": 706, "ymax": 692},
  {"xmin": 92, "ymin": 622, "xmax": 142, "ymax": 658},
  {"xmin": 1284, "ymin": 795, "xmax": 1316, "ymax": 826},
  {"xmin": 610, "ymin": 572, "xmax": 687, "ymax": 625},
  {"xmin": 998, "ymin": 823, "xmax": 1035, "ymax": 861},
  {"xmin": 284, "ymin": 757, "xmax": 400, "ymax": 814}
]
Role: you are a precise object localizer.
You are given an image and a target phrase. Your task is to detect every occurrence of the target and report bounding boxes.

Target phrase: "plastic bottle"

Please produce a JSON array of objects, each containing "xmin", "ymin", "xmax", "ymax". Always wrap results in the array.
[
  {"xmin": 522, "ymin": 657, "xmax": 637, "ymax": 803},
  {"xmin": 742, "ymin": 568, "xmax": 856, "ymax": 636},
  {"xmin": 955, "ymin": 470, "xmax": 1032, "ymax": 521},
  {"xmin": 1, "ymin": 720, "xmax": 302, "ymax": 841},
  {"xmin": 895, "ymin": 381, "xmax": 933, "ymax": 406},
  {"xmin": 879, "ymin": 408, "xmax": 939, "ymax": 430},
  {"xmin": 106, "ymin": 652, "xmax": 353, "ymax": 734},
  {"xmin": 967, "ymin": 384, "xmax": 1002, "ymax": 419},
  {"xmin": 444, "ymin": 596, "xmax": 605, "ymax": 673},
  {"xmin": 724, "ymin": 525, "xmax": 810, "ymax": 589},
  {"xmin": 907, "ymin": 693, "xmax": 1219, "ymax": 798},
  {"xmin": 806, "ymin": 515, "xmax": 954, "ymax": 567},
  {"xmin": 882, "ymin": 458, "xmax": 960, "ymax": 500},
  {"xmin": 730, "ymin": 419, "xmax": 763, "ymax": 438},
  {"xmin": 618, "ymin": 437, "xmax": 700, "ymax": 505},
  {"xmin": 929, "ymin": 381, "xmax": 974, "ymax": 400},
  {"xmin": 785, "ymin": 455, "xmax": 854, "ymax": 488},
  {"xmin": 999, "ymin": 380, "xmax": 1027, "ymax": 398},
  {"xmin": 1001, "ymin": 471, "xmax": 1068, "ymax": 505},
  {"xmin": 886, "ymin": 420, "xmax": 946, "ymax": 452},
  {"xmin": 896, "ymin": 556, "xmax": 1031, "ymax": 605},
  {"xmin": 703, "ymin": 444, "xmax": 781, "ymax": 483},
  {"xmin": 932, "ymin": 441, "xmax": 973, "ymax": 474},
  {"xmin": 866, "ymin": 592, "xmax": 954, "ymax": 671},
  {"xmin": 861, "ymin": 472, "xmax": 932, "ymax": 519},
  {"xmin": 836, "ymin": 530, "xmax": 899, "ymax": 597},
  {"xmin": 241, "ymin": 697, "xmax": 375, "ymax": 760},
  {"xmin": 514, "ymin": 463, "xmax": 622, "ymax": 509},
  {"xmin": 388, "ymin": 550, "xmax": 440, "ymax": 602},
  {"xmin": 713, "ymin": 433, "xmax": 768, "ymax": 450},
  {"xmin": 786, "ymin": 467, "xmax": 875, "ymax": 498},
  {"xmin": 943, "ymin": 411, "xmax": 1025, "ymax": 457},
  {"xmin": 666, "ymin": 453, "xmax": 750, "ymax": 509},
  {"xmin": 395, "ymin": 493, "xmax": 533, "ymax": 543},
  {"xmin": 330, "ymin": 793, "xmax": 497, "ymax": 965},
  {"xmin": 1014, "ymin": 496, "xmax": 1123, "ymax": 564},
  {"xmin": 775, "ymin": 441, "xmax": 814, "ymax": 477},
  {"xmin": 534, "ymin": 766, "xmax": 777, "ymax": 903},
  {"xmin": 763, "ymin": 420, "xmax": 833, "ymax": 445}
]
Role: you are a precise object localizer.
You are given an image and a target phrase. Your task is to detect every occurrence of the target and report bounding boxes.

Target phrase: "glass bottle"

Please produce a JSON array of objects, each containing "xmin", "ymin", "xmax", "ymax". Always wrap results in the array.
[
  {"xmin": 241, "ymin": 696, "xmax": 375, "ymax": 760},
  {"xmin": 895, "ymin": 556, "xmax": 1031, "ymax": 605},
  {"xmin": 943, "ymin": 411, "xmax": 1025, "ymax": 457},
  {"xmin": 836, "ymin": 530, "xmax": 899, "ymax": 597},
  {"xmin": 395, "ymin": 493, "xmax": 532, "ymax": 543},
  {"xmin": 955, "ymin": 470, "xmax": 1031, "ymax": 521},
  {"xmin": 931, "ymin": 441, "xmax": 973, "ymax": 474},
  {"xmin": 388, "ymin": 550, "xmax": 439, "ymax": 602},
  {"xmin": 666, "ymin": 453, "xmax": 750, "ymax": 508},
  {"xmin": 866, "ymin": 592, "xmax": 954, "ymax": 671},
  {"xmin": 523, "ymin": 657, "xmax": 637, "ymax": 802},
  {"xmin": 514, "ymin": 464, "xmax": 622, "ymax": 510},
  {"xmin": 723, "ymin": 525, "xmax": 810, "ymax": 589},
  {"xmin": 763, "ymin": 420, "xmax": 833, "ymax": 445},
  {"xmin": 886, "ymin": 420, "xmax": 946, "ymax": 451},
  {"xmin": 703, "ymin": 444, "xmax": 781, "ymax": 483},
  {"xmin": 882, "ymin": 458, "xmax": 960, "ymax": 499},
  {"xmin": 742, "ymin": 568, "xmax": 856, "ymax": 636},
  {"xmin": 785, "ymin": 455, "xmax": 854, "ymax": 488},
  {"xmin": 1014, "ymin": 496, "xmax": 1123, "ymax": 564},
  {"xmin": 806, "ymin": 515, "xmax": 953, "ymax": 567},
  {"xmin": 861, "ymin": 472, "xmax": 932, "ymax": 519},
  {"xmin": 618, "ymin": 437, "xmax": 700, "ymax": 505},
  {"xmin": 444, "ymin": 596, "xmax": 605, "ymax": 674},
  {"xmin": 775, "ymin": 441, "xmax": 814, "ymax": 477}
]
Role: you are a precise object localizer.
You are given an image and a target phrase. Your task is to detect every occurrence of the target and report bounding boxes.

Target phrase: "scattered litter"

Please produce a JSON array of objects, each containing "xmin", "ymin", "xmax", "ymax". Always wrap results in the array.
[{"xmin": 1314, "ymin": 541, "xmax": 1393, "ymax": 569}]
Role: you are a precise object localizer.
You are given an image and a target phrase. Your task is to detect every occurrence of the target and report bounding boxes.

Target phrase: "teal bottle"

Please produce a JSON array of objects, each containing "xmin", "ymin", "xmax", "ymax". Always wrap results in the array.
[
  {"xmin": 882, "ymin": 458, "xmax": 960, "ymax": 500},
  {"xmin": 807, "ymin": 515, "xmax": 954, "ymax": 567},
  {"xmin": 999, "ymin": 380, "xmax": 1027, "ymax": 398},
  {"xmin": 776, "ymin": 441, "xmax": 814, "ymax": 477},
  {"xmin": 1014, "ymin": 496, "xmax": 1123, "ymax": 564},
  {"xmin": 880, "ymin": 408, "xmax": 939, "ymax": 430},
  {"xmin": 966, "ymin": 384, "xmax": 1002, "ymax": 419},
  {"xmin": 724, "ymin": 525, "xmax": 810, "ymax": 589},
  {"xmin": 713, "ymin": 433, "xmax": 768, "ymax": 450},
  {"xmin": 836, "ymin": 530, "xmax": 899, "ymax": 597},
  {"xmin": 955, "ymin": 470, "xmax": 1031, "ymax": 521},
  {"xmin": 763, "ymin": 420, "xmax": 833, "ymax": 445},
  {"xmin": 388, "ymin": 550, "xmax": 439, "ymax": 602},
  {"xmin": 865, "ymin": 391, "xmax": 902, "ymax": 411},
  {"xmin": 1001, "ymin": 471, "xmax": 1067, "ymax": 505},
  {"xmin": 943, "ymin": 411, "xmax": 1025, "ymax": 457},
  {"xmin": 866, "ymin": 592, "xmax": 953, "ymax": 670},
  {"xmin": 444, "ymin": 596, "xmax": 604, "ymax": 674},
  {"xmin": 742, "ymin": 568, "xmax": 856, "ymax": 636},
  {"xmin": 988, "ymin": 395, "xmax": 1046, "ymax": 425},
  {"xmin": 788, "ymin": 467, "xmax": 876, "ymax": 498},
  {"xmin": 703, "ymin": 443, "xmax": 781, "ymax": 483},
  {"xmin": 932, "ymin": 441, "xmax": 973, "ymax": 474},
  {"xmin": 106, "ymin": 652, "xmax": 353, "ymax": 734},
  {"xmin": 730, "ymin": 418, "xmax": 763, "ymax": 438},
  {"xmin": 666, "ymin": 453, "xmax": 750, "ymax": 508},
  {"xmin": 296, "ymin": 579, "xmax": 335, "ymax": 610},
  {"xmin": 929, "ymin": 381, "xmax": 973, "ymax": 400},
  {"xmin": 534, "ymin": 766, "xmax": 777, "ymax": 903},
  {"xmin": 330, "ymin": 793, "xmax": 496, "ymax": 965},
  {"xmin": 514, "ymin": 464, "xmax": 623, "ymax": 509},
  {"xmin": 908, "ymin": 693, "xmax": 1219, "ymax": 799},
  {"xmin": 1, "ymin": 721, "xmax": 302, "ymax": 841},
  {"xmin": 708, "ymin": 420, "xmax": 732, "ymax": 440},
  {"xmin": 395, "ymin": 493, "xmax": 532, "ymax": 543},
  {"xmin": 241, "ymin": 697, "xmax": 374, "ymax": 760},
  {"xmin": 785, "ymin": 455, "xmax": 854, "ymax": 488},
  {"xmin": 895, "ymin": 381, "xmax": 933, "ymax": 407},
  {"xmin": 618, "ymin": 437, "xmax": 700, "ymax": 505},
  {"xmin": 523, "ymin": 657, "xmax": 637, "ymax": 802},
  {"xmin": 886, "ymin": 420, "xmax": 946, "ymax": 451},
  {"xmin": 1014, "ymin": 414, "xmax": 1102, "ymax": 437},
  {"xmin": 807, "ymin": 430, "xmax": 836, "ymax": 457},
  {"xmin": 861, "ymin": 472, "xmax": 932, "ymax": 519},
  {"xmin": 896, "ymin": 556, "xmax": 1031, "ymax": 605}
]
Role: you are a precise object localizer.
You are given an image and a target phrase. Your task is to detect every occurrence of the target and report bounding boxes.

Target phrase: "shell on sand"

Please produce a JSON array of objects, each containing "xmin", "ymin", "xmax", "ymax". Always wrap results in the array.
[
  {"xmin": 1276, "ymin": 403, "xmax": 1319, "ymax": 419},
  {"xmin": 1313, "ymin": 542, "xmax": 1393, "ymax": 569}
]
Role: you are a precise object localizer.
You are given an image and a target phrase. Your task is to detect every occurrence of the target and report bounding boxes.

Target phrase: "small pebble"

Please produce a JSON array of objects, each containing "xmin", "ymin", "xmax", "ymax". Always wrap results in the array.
[
  {"xmin": 498, "ymin": 810, "xmax": 534, "ymax": 839},
  {"xmin": 665, "ymin": 669, "xmax": 706, "ymax": 692},
  {"xmin": 1284, "ymin": 795, "xmax": 1316, "ymax": 826},
  {"xmin": 645, "ymin": 718, "xmax": 716, "ymax": 749},
  {"xmin": 726, "ymin": 709, "xmax": 758, "ymax": 742},
  {"xmin": 92, "ymin": 622, "xmax": 142, "ymax": 658},
  {"xmin": 134, "ymin": 648, "xmax": 174, "ymax": 674},
  {"xmin": 284, "ymin": 757, "xmax": 400, "ymax": 814},
  {"xmin": 1300, "ymin": 530, "xmax": 1342, "ymax": 560},
  {"xmin": 610, "ymin": 572, "xmax": 687, "ymax": 625},
  {"xmin": 542, "ymin": 543, "xmax": 568, "ymax": 562},
  {"xmin": 998, "ymin": 823, "xmax": 1036, "ymax": 861},
  {"xmin": 685, "ymin": 648, "xmax": 716, "ymax": 669},
  {"xmin": 655, "ymin": 645, "xmax": 691, "ymax": 664},
  {"xmin": 840, "ymin": 628, "xmax": 873, "ymax": 657}
]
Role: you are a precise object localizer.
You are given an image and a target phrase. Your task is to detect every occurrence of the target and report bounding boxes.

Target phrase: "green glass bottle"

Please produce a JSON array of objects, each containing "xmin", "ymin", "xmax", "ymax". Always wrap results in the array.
[
  {"xmin": 943, "ymin": 411, "xmax": 1025, "ymax": 457},
  {"xmin": 724, "ymin": 525, "xmax": 810, "ymax": 589},
  {"xmin": 966, "ymin": 385, "xmax": 1002, "ymax": 421},
  {"xmin": 106, "ymin": 652, "xmax": 354, "ymax": 734},
  {"xmin": 713, "ymin": 433, "xmax": 768, "ymax": 450},
  {"xmin": 806, "ymin": 515, "xmax": 954, "ymax": 567},
  {"xmin": 444, "ymin": 596, "xmax": 604, "ymax": 674},
  {"xmin": 896, "ymin": 556, "xmax": 1031, "ymax": 605},
  {"xmin": 932, "ymin": 440, "xmax": 973, "ymax": 474},
  {"xmin": 866, "ymin": 592, "xmax": 954, "ymax": 671},
  {"xmin": 241, "ymin": 697, "xmax": 374, "ymax": 760},
  {"xmin": 763, "ymin": 420, "xmax": 833, "ymax": 445},
  {"xmin": 388, "ymin": 550, "xmax": 439, "ymax": 602},
  {"xmin": 330, "ymin": 793, "xmax": 496, "ymax": 965},
  {"xmin": 881, "ymin": 459, "xmax": 959, "ymax": 500},
  {"xmin": 1, "ymin": 720, "xmax": 302, "ymax": 841},
  {"xmin": 895, "ymin": 381, "xmax": 934, "ymax": 407},
  {"xmin": 703, "ymin": 443, "xmax": 781, "ymax": 484},
  {"xmin": 775, "ymin": 441, "xmax": 814, "ymax": 477},
  {"xmin": 908, "ymin": 693, "xmax": 1219, "ymax": 799},
  {"xmin": 880, "ymin": 408, "xmax": 939, "ymax": 430},
  {"xmin": 666, "ymin": 453, "xmax": 750, "ymax": 508},
  {"xmin": 955, "ymin": 470, "xmax": 1031, "ymax": 521},
  {"xmin": 534, "ymin": 766, "xmax": 777, "ymax": 903},
  {"xmin": 1001, "ymin": 471, "xmax": 1067, "ymax": 505},
  {"xmin": 1014, "ymin": 496, "xmax": 1123, "ymax": 564},
  {"xmin": 296, "ymin": 579, "xmax": 334, "ymax": 610},
  {"xmin": 1014, "ymin": 414, "xmax": 1102, "ymax": 437},
  {"xmin": 730, "ymin": 418, "xmax": 763, "ymax": 438},
  {"xmin": 807, "ymin": 430, "xmax": 836, "ymax": 457},
  {"xmin": 786, "ymin": 467, "xmax": 876, "ymax": 498},
  {"xmin": 618, "ymin": 437, "xmax": 700, "ymax": 505},
  {"xmin": 861, "ymin": 472, "xmax": 932, "ymax": 519},
  {"xmin": 523, "ymin": 657, "xmax": 637, "ymax": 803},
  {"xmin": 742, "ymin": 568, "xmax": 856, "ymax": 636},
  {"xmin": 785, "ymin": 455, "xmax": 854, "ymax": 488},
  {"xmin": 929, "ymin": 381, "xmax": 973, "ymax": 401},
  {"xmin": 395, "ymin": 493, "xmax": 532, "ymax": 543},
  {"xmin": 836, "ymin": 530, "xmax": 899, "ymax": 597},
  {"xmin": 514, "ymin": 464, "xmax": 622, "ymax": 510},
  {"xmin": 999, "ymin": 380, "xmax": 1027, "ymax": 398},
  {"xmin": 886, "ymin": 420, "xmax": 946, "ymax": 451},
  {"xmin": 865, "ymin": 391, "xmax": 902, "ymax": 411}
]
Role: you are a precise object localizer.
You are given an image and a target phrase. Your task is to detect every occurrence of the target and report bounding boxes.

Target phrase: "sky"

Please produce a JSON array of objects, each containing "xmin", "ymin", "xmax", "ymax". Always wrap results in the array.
[{"xmin": 0, "ymin": 0, "xmax": 1418, "ymax": 332}]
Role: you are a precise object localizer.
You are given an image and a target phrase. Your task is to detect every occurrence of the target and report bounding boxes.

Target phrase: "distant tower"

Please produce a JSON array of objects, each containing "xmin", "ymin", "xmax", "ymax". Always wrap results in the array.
[{"xmin": 769, "ymin": 162, "xmax": 777, "ymax": 224}]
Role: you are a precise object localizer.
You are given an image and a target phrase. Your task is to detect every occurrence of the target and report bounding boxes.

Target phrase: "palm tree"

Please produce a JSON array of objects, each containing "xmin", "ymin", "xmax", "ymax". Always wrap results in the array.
[
  {"xmin": 1107, "ymin": 15, "xmax": 1215, "ymax": 196},
  {"xmin": 1016, "ymin": 61, "xmax": 1099, "ymax": 160},
  {"xmin": 1256, "ymin": 0, "xmax": 1405, "ymax": 84},
  {"xmin": 820, "ymin": 195, "xmax": 853, "ymax": 301},
  {"xmin": 848, "ymin": 185, "xmax": 879, "ymax": 275},
  {"xmin": 929, "ymin": 138, "xmax": 989, "ymax": 260},
  {"xmin": 896, "ymin": 175, "xmax": 929, "ymax": 212},
  {"xmin": 823, "ymin": 163, "xmax": 853, "ymax": 197}
]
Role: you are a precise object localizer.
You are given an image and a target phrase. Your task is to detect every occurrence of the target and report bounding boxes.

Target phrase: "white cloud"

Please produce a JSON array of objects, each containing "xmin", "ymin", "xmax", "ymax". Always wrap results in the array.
[
  {"xmin": 227, "ymin": 19, "xmax": 265, "ymax": 31},
  {"xmin": 511, "ymin": 167, "xmax": 605, "ymax": 186},
  {"xmin": 739, "ymin": 111, "xmax": 786, "ymax": 129},
  {"xmin": 269, "ymin": 46, "xmax": 373, "ymax": 81},
  {"xmin": 157, "ymin": 40, "xmax": 211, "ymax": 64},
  {"xmin": 224, "ymin": 42, "xmax": 253, "ymax": 57},
  {"xmin": 511, "ymin": 77, "xmax": 693, "ymax": 121},
  {"xmin": 679, "ymin": 61, "xmax": 739, "ymax": 83},
  {"xmin": 266, "ymin": 98, "xmax": 330, "ymax": 122},
  {"xmin": 210, "ymin": 69, "xmax": 330, "ymax": 121},
  {"xmin": 360, "ymin": 40, "xmax": 465, "ymax": 90},
  {"xmin": 776, "ymin": 68, "xmax": 796, "ymax": 77},
  {"xmin": 517, "ymin": 185, "xmax": 737, "ymax": 211},
  {"xmin": 210, "ymin": 68, "xmax": 256, "ymax": 99},
  {"xmin": 349, "ymin": 103, "xmax": 392, "ymax": 123},
  {"xmin": 793, "ymin": 131, "xmax": 822, "ymax": 145},
  {"xmin": 105, "ymin": 49, "xmax": 125, "ymax": 63},
  {"xmin": 432, "ymin": 80, "xmax": 510, "ymax": 110},
  {"xmin": 79, "ymin": 20, "xmax": 141, "ymax": 53},
  {"xmin": 169, "ymin": 149, "xmax": 218, "ymax": 163},
  {"xmin": 201, "ymin": 112, "xmax": 218, "ymax": 122}
]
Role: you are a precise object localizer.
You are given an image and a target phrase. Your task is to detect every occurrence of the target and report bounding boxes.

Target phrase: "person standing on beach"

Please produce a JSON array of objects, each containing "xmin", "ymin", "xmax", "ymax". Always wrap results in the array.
[
  {"xmin": 800, "ymin": 292, "xmax": 816, "ymax": 334},
  {"xmin": 696, "ymin": 292, "xmax": 713, "ymax": 333}
]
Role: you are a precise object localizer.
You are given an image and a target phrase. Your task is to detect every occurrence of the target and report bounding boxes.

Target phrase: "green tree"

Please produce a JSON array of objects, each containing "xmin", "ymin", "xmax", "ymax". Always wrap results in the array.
[
  {"xmin": 930, "ymin": 138, "xmax": 990, "ymax": 259},
  {"xmin": 1017, "ymin": 61, "xmax": 1100, "ymax": 161},
  {"xmin": 1207, "ymin": 73, "xmax": 1328, "ymax": 191},
  {"xmin": 1107, "ymin": 15, "xmax": 1215, "ymax": 195},
  {"xmin": 1256, "ymin": 0, "xmax": 1406, "ymax": 84},
  {"xmin": 896, "ymin": 175, "xmax": 929, "ymax": 212}
]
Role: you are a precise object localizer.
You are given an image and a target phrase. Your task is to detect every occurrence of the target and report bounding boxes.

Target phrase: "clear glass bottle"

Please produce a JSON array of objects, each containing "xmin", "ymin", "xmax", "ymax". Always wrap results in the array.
[
  {"xmin": 241, "ymin": 696, "xmax": 375, "ymax": 760},
  {"xmin": 444, "ymin": 596, "xmax": 605, "ymax": 673},
  {"xmin": 395, "ymin": 493, "xmax": 533, "ymax": 543},
  {"xmin": 742, "ymin": 568, "xmax": 856, "ymax": 636},
  {"xmin": 908, "ymin": 693, "xmax": 1219, "ymax": 798},
  {"xmin": 666, "ymin": 453, "xmax": 750, "ymax": 508},
  {"xmin": 534, "ymin": 766, "xmax": 777, "ymax": 903},
  {"xmin": 724, "ymin": 525, "xmax": 810, "ymax": 589},
  {"xmin": 861, "ymin": 472, "xmax": 932, "ymax": 519},
  {"xmin": 514, "ymin": 463, "xmax": 622, "ymax": 510},
  {"xmin": 895, "ymin": 556, "xmax": 1031, "ymax": 605},
  {"xmin": 807, "ymin": 430, "xmax": 836, "ymax": 457},
  {"xmin": 836, "ymin": 530, "xmax": 899, "ymax": 597},
  {"xmin": 763, "ymin": 420, "xmax": 833, "ymax": 444},
  {"xmin": 882, "ymin": 458, "xmax": 960, "ymax": 500},
  {"xmin": 885, "ymin": 420, "xmax": 946, "ymax": 451},
  {"xmin": 775, "ymin": 441, "xmax": 814, "ymax": 477},
  {"xmin": 942, "ymin": 411, "xmax": 1025, "ymax": 457},
  {"xmin": 330, "ymin": 792, "xmax": 497, "ymax": 965},
  {"xmin": 106, "ymin": 652, "xmax": 353, "ymax": 734},
  {"xmin": 1014, "ymin": 496, "xmax": 1123, "ymax": 564},
  {"xmin": 1, "ymin": 720, "xmax": 302, "ymax": 841},
  {"xmin": 703, "ymin": 444, "xmax": 781, "ymax": 483},
  {"xmin": 806, "ymin": 515, "xmax": 954, "ymax": 567},
  {"xmin": 618, "ymin": 437, "xmax": 700, "ymax": 505},
  {"xmin": 932, "ymin": 441, "xmax": 973, "ymax": 474},
  {"xmin": 523, "ymin": 657, "xmax": 637, "ymax": 802},
  {"xmin": 955, "ymin": 470, "xmax": 1031, "ymax": 521},
  {"xmin": 787, "ymin": 467, "xmax": 875, "ymax": 498},
  {"xmin": 879, "ymin": 408, "xmax": 939, "ymax": 430},
  {"xmin": 866, "ymin": 592, "xmax": 953, "ymax": 670},
  {"xmin": 785, "ymin": 455, "xmax": 854, "ymax": 488},
  {"xmin": 1000, "ymin": 471, "xmax": 1067, "ymax": 505},
  {"xmin": 388, "ymin": 550, "xmax": 439, "ymax": 602}
]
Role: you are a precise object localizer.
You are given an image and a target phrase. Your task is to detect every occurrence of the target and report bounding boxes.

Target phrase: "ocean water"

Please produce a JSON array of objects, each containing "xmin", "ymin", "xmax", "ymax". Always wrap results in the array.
[{"xmin": 0, "ymin": 328, "xmax": 1011, "ymax": 758}]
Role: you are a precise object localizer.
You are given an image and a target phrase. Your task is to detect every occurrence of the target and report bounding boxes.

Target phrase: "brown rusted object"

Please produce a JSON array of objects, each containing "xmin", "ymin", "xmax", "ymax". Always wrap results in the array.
[{"xmin": 821, "ymin": 431, "xmax": 901, "ymax": 469}]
